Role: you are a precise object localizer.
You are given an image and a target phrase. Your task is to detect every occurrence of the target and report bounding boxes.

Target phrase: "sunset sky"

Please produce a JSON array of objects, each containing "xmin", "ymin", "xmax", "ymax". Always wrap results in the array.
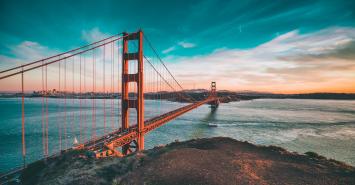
[{"xmin": 0, "ymin": 0, "xmax": 355, "ymax": 93}]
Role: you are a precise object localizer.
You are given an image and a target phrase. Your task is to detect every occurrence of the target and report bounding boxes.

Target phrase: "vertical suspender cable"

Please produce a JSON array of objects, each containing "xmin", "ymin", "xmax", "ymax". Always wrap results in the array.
[
  {"xmin": 64, "ymin": 59, "xmax": 67, "ymax": 149},
  {"xmin": 59, "ymin": 61, "xmax": 62, "ymax": 151},
  {"xmin": 156, "ymin": 60, "xmax": 158, "ymax": 114},
  {"xmin": 103, "ymin": 45, "xmax": 106, "ymax": 134},
  {"xmin": 41, "ymin": 62, "xmax": 45, "ymax": 156},
  {"xmin": 45, "ymin": 65, "xmax": 48, "ymax": 156},
  {"xmin": 94, "ymin": 49, "xmax": 96, "ymax": 139},
  {"xmin": 119, "ymin": 41, "xmax": 123, "ymax": 128},
  {"xmin": 92, "ymin": 49, "xmax": 95, "ymax": 140},
  {"xmin": 79, "ymin": 54, "xmax": 82, "ymax": 143},
  {"xmin": 92, "ymin": 50, "xmax": 94, "ymax": 140},
  {"xmin": 111, "ymin": 42, "xmax": 113, "ymax": 131},
  {"xmin": 112, "ymin": 42, "xmax": 115, "ymax": 130},
  {"xmin": 83, "ymin": 54, "xmax": 86, "ymax": 143},
  {"xmin": 158, "ymin": 59, "xmax": 161, "ymax": 114},
  {"xmin": 21, "ymin": 67, "xmax": 26, "ymax": 167},
  {"xmin": 72, "ymin": 57, "xmax": 75, "ymax": 140}
]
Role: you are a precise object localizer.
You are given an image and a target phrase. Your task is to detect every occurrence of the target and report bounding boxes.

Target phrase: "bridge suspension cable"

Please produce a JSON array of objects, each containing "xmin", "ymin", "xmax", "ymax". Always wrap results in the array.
[
  {"xmin": 0, "ymin": 34, "xmax": 126, "ymax": 80},
  {"xmin": 0, "ymin": 34, "xmax": 122, "ymax": 74},
  {"xmin": 142, "ymin": 34, "xmax": 196, "ymax": 102}
]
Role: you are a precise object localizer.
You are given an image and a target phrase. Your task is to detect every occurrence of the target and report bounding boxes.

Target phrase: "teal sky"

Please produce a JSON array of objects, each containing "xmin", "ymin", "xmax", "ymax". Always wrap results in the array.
[
  {"xmin": 1, "ymin": 0, "xmax": 354, "ymax": 56},
  {"xmin": 1, "ymin": 0, "xmax": 355, "ymax": 92}
]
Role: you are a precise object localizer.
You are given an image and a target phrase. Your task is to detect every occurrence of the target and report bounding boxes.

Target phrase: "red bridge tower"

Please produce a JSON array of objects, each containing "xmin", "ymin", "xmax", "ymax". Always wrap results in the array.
[{"xmin": 121, "ymin": 30, "xmax": 144, "ymax": 154}]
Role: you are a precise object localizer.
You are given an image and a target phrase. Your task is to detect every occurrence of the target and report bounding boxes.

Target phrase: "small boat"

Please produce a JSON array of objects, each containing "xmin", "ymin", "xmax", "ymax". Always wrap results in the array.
[
  {"xmin": 72, "ymin": 137, "xmax": 85, "ymax": 150},
  {"xmin": 73, "ymin": 137, "xmax": 79, "ymax": 145}
]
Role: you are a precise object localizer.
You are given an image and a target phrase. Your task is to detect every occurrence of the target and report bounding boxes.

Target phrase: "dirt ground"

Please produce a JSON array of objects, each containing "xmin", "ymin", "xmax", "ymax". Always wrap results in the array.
[{"xmin": 20, "ymin": 137, "xmax": 355, "ymax": 185}]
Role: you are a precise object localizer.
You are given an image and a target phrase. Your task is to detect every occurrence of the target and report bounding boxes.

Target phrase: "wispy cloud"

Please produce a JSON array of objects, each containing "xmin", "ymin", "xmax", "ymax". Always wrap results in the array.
[
  {"xmin": 1, "ymin": 27, "xmax": 110, "ymax": 70},
  {"xmin": 0, "ymin": 40, "xmax": 60, "ymax": 91},
  {"xmin": 162, "ymin": 41, "xmax": 196, "ymax": 54},
  {"xmin": 178, "ymin": 41, "xmax": 196, "ymax": 48},
  {"xmin": 81, "ymin": 27, "xmax": 109, "ymax": 43},
  {"xmin": 165, "ymin": 27, "xmax": 355, "ymax": 93},
  {"xmin": 162, "ymin": 46, "xmax": 176, "ymax": 54},
  {"xmin": 0, "ymin": 41, "xmax": 57, "ymax": 69}
]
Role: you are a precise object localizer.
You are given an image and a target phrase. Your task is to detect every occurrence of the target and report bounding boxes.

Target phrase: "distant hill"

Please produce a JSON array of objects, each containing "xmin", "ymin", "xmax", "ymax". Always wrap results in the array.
[
  {"xmin": 184, "ymin": 90, "xmax": 355, "ymax": 100},
  {"xmin": 234, "ymin": 92, "xmax": 355, "ymax": 100}
]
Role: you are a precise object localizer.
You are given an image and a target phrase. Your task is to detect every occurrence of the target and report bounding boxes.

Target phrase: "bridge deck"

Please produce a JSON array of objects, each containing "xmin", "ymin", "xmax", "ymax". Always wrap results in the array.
[{"xmin": 84, "ymin": 97, "xmax": 217, "ymax": 151}]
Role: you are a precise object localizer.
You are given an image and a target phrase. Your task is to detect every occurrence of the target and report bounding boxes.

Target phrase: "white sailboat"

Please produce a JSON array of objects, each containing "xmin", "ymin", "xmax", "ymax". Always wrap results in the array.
[{"xmin": 73, "ymin": 137, "xmax": 79, "ymax": 145}]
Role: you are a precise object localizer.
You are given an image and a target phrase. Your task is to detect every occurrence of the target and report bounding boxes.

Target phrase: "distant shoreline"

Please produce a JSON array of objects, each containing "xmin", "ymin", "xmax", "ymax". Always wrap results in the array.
[{"xmin": 0, "ymin": 92, "xmax": 355, "ymax": 101}]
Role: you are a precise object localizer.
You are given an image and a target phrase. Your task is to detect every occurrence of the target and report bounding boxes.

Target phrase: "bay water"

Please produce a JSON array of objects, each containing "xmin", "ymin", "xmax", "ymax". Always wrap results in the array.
[{"xmin": 1, "ymin": 98, "xmax": 354, "ymax": 173}]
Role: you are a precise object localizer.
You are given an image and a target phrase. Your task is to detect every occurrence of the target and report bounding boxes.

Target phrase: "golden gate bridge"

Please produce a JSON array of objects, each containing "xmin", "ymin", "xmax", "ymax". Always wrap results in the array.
[{"xmin": 0, "ymin": 30, "xmax": 220, "ymax": 180}]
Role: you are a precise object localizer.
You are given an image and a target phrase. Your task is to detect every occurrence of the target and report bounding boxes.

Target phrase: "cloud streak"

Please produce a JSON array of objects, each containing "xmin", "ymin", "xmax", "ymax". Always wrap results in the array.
[
  {"xmin": 162, "ymin": 46, "xmax": 176, "ymax": 54},
  {"xmin": 165, "ymin": 27, "xmax": 355, "ymax": 93},
  {"xmin": 0, "ymin": 41, "xmax": 57, "ymax": 70},
  {"xmin": 162, "ymin": 41, "xmax": 196, "ymax": 54},
  {"xmin": 178, "ymin": 41, "xmax": 195, "ymax": 48},
  {"xmin": 81, "ymin": 27, "xmax": 109, "ymax": 43}
]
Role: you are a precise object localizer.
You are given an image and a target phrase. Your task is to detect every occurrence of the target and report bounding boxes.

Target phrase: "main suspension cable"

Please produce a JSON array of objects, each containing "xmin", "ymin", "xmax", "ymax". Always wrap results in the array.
[{"xmin": 143, "ymin": 34, "xmax": 196, "ymax": 102}]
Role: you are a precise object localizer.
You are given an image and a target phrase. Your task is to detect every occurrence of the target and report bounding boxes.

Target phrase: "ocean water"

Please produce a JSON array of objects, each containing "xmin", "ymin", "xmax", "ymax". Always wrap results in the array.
[{"xmin": 0, "ymin": 98, "xmax": 354, "ymax": 172}]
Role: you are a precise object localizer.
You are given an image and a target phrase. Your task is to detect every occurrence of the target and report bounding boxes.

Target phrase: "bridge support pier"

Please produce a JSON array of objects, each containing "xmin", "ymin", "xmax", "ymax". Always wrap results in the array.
[{"xmin": 121, "ymin": 30, "xmax": 144, "ymax": 155}]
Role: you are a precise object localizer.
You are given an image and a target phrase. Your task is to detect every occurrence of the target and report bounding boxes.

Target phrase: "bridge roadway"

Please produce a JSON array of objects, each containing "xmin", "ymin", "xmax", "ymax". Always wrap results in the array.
[{"xmin": 83, "ymin": 97, "xmax": 218, "ymax": 153}]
